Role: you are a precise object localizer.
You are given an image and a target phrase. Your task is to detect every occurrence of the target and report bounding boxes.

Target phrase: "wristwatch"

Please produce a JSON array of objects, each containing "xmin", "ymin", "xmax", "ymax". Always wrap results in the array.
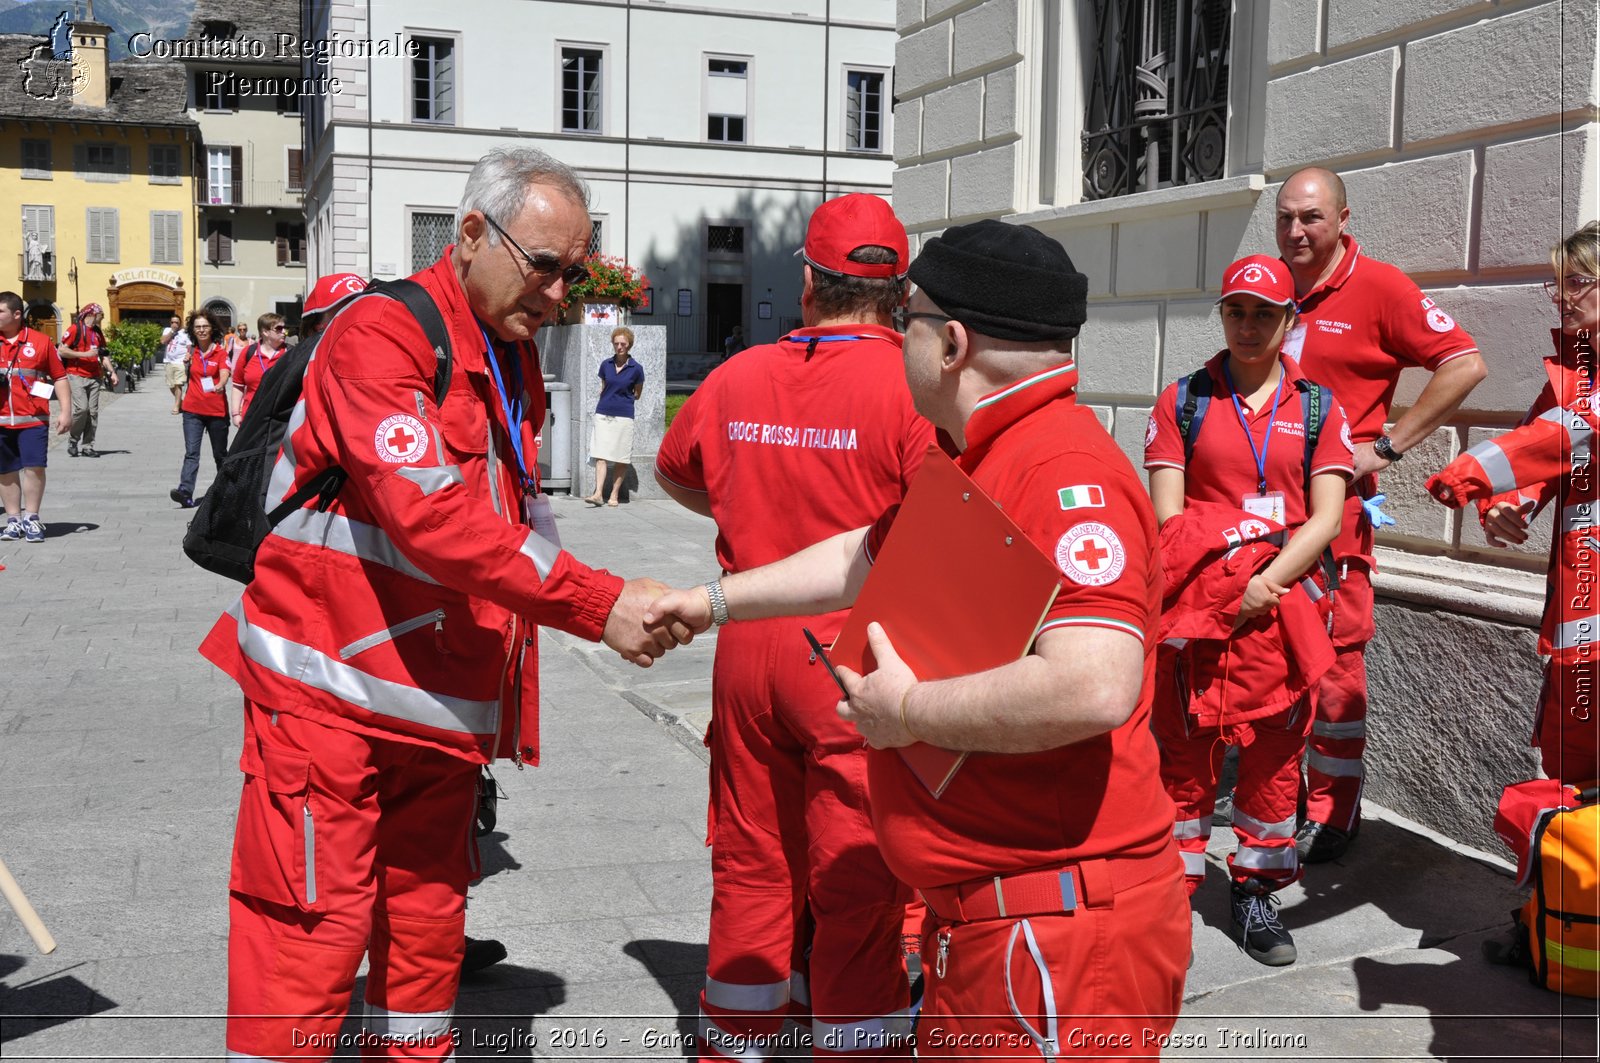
[
  {"xmin": 1373, "ymin": 434, "xmax": 1402, "ymax": 462},
  {"xmin": 704, "ymin": 579, "xmax": 731, "ymax": 626}
]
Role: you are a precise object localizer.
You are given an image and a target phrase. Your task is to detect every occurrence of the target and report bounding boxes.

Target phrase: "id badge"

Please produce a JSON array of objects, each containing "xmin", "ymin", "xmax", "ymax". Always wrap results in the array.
[
  {"xmin": 1281, "ymin": 322, "xmax": 1307, "ymax": 359},
  {"xmin": 1243, "ymin": 491, "xmax": 1286, "ymax": 525},
  {"xmin": 201, "ymin": 377, "xmax": 217, "ymax": 393},
  {"xmin": 524, "ymin": 493, "xmax": 561, "ymax": 548},
  {"xmin": 29, "ymin": 380, "xmax": 54, "ymax": 399}
]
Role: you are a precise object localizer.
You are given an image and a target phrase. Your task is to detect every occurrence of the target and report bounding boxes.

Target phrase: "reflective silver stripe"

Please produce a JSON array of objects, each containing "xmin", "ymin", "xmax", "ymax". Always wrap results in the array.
[
  {"xmin": 339, "ymin": 609, "xmax": 444, "ymax": 660},
  {"xmin": 1564, "ymin": 504, "xmax": 1597, "ymax": 533},
  {"xmin": 1462, "ymin": 438, "xmax": 1518, "ymax": 495},
  {"xmin": 703, "ymin": 975, "xmax": 789, "ymax": 1012},
  {"xmin": 1179, "ymin": 850, "xmax": 1207, "ymax": 876},
  {"xmin": 227, "ymin": 600, "xmax": 496, "ymax": 735},
  {"xmin": 303, "ymin": 803, "xmax": 317, "ymax": 903},
  {"xmin": 518, "ymin": 529, "xmax": 561, "ymax": 581},
  {"xmin": 789, "ymin": 970, "xmax": 810, "ymax": 1007},
  {"xmin": 1307, "ymin": 750, "xmax": 1365, "ymax": 778},
  {"xmin": 396, "ymin": 463, "xmax": 464, "ymax": 496},
  {"xmin": 485, "ymin": 414, "xmax": 504, "ymax": 516},
  {"xmin": 272, "ymin": 508, "xmax": 441, "ymax": 586},
  {"xmin": 1233, "ymin": 845, "xmax": 1298, "ymax": 871},
  {"xmin": 1172, "ymin": 816, "xmax": 1209, "ymax": 840},
  {"xmin": 1541, "ymin": 405, "xmax": 1595, "ymax": 466},
  {"xmin": 0, "ymin": 415, "xmax": 45, "ymax": 426},
  {"xmin": 1232, "ymin": 807, "xmax": 1296, "ymax": 840},
  {"xmin": 1314, "ymin": 719, "xmax": 1367, "ymax": 740},
  {"xmin": 1299, "ymin": 576, "xmax": 1324, "ymax": 602},
  {"xmin": 699, "ymin": 1015, "xmax": 777, "ymax": 1062},
  {"xmin": 266, "ymin": 395, "xmax": 310, "ymax": 505},
  {"xmin": 1555, "ymin": 616, "xmax": 1600, "ymax": 651},
  {"xmin": 812, "ymin": 1011, "xmax": 912, "ymax": 1052},
  {"xmin": 363, "ymin": 1003, "xmax": 453, "ymax": 1039}
]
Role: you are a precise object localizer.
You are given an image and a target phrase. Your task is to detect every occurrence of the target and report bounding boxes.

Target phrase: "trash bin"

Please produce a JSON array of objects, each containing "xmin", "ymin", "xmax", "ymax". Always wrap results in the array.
[{"xmin": 539, "ymin": 379, "xmax": 572, "ymax": 492}]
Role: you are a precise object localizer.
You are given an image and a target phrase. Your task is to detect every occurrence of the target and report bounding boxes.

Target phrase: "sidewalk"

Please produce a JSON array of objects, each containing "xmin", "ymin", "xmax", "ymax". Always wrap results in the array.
[{"xmin": 1, "ymin": 381, "xmax": 1595, "ymax": 1061}]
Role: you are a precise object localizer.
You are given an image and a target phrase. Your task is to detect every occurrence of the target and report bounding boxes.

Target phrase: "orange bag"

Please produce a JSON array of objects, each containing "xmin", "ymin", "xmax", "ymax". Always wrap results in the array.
[{"xmin": 1499, "ymin": 781, "xmax": 1600, "ymax": 997}]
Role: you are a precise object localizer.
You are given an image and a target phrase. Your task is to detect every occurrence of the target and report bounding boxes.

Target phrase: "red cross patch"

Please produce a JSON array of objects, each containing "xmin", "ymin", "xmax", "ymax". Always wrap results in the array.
[
  {"xmin": 374, "ymin": 413, "xmax": 430, "ymax": 464},
  {"xmin": 1055, "ymin": 521, "xmax": 1126, "ymax": 587}
]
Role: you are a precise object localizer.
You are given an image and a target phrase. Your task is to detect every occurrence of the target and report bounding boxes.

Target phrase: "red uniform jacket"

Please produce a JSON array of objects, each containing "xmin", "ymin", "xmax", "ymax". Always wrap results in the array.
[
  {"xmin": 1427, "ymin": 329, "xmax": 1599, "ymax": 666},
  {"xmin": 200, "ymin": 251, "xmax": 624, "ymax": 764}
]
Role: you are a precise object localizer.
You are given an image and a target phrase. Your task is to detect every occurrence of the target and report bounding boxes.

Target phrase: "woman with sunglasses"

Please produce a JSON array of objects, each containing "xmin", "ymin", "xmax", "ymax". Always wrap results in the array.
[
  {"xmin": 170, "ymin": 310, "xmax": 230, "ymax": 508},
  {"xmin": 228, "ymin": 313, "xmax": 290, "ymax": 426},
  {"xmin": 1428, "ymin": 221, "xmax": 1600, "ymax": 783}
]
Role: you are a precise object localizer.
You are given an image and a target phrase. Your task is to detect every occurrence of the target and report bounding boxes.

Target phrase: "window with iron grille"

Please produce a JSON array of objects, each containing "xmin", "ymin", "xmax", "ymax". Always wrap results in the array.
[
  {"xmin": 707, "ymin": 225, "xmax": 744, "ymax": 254},
  {"xmin": 196, "ymin": 70, "xmax": 238, "ymax": 111},
  {"xmin": 276, "ymin": 222, "xmax": 306, "ymax": 267},
  {"xmin": 150, "ymin": 211, "xmax": 183, "ymax": 265},
  {"xmin": 412, "ymin": 211, "xmax": 454, "ymax": 272},
  {"xmin": 561, "ymin": 48, "xmax": 603, "ymax": 133},
  {"xmin": 707, "ymin": 115, "xmax": 745, "ymax": 143},
  {"xmin": 588, "ymin": 218, "xmax": 604, "ymax": 256},
  {"xmin": 86, "ymin": 207, "xmax": 119, "ymax": 263},
  {"xmin": 1081, "ymin": 0, "xmax": 1231, "ymax": 201},
  {"xmin": 149, "ymin": 144, "xmax": 180, "ymax": 184},
  {"xmin": 411, "ymin": 37, "xmax": 455, "ymax": 124},
  {"xmin": 21, "ymin": 139, "xmax": 51, "ymax": 179},
  {"xmin": 205, "ymin": 219, "xmax": 234, "ymax": 265},
  {"xmin": 844, "ymin": 70, "xmax": 885, "ymax": 153}
]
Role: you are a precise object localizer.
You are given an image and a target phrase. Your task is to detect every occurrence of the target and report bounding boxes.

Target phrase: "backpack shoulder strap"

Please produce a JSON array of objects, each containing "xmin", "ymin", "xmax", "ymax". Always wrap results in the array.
[
  {"xmin": 1291, "ymin": 377, "xmax": 1332, "ymax": 495},
  {"xmin": 1176, "ymin": 368, "xmax": 1212, "ymax": 465},
  {"xmin": 369, "ymin": 278, "xmax": 453, "ymax": 405}
]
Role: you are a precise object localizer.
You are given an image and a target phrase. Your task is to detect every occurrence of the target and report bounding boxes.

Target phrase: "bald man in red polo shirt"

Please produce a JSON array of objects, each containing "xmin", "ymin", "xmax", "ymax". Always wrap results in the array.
[{"xmin": 1276, "ymin": 167, "xmax": 1487, "ymax": 862}]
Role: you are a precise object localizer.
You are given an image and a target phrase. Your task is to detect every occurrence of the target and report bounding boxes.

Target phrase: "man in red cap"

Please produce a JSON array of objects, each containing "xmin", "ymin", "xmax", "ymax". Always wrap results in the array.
[
  {"xmin": 58, "ymin": 303, "xmax": 116, "ymax": 458},
  {"xmin": 298, "ymin": 272, "xmax": 368, "ymax": 339},
  {"xmin": 655, "ymin": 193, "xmax": 933, "ymax": 1060},
  {"xmin": 1275, "ymin": 167, "xmax": 1486, "ymax": 862}
]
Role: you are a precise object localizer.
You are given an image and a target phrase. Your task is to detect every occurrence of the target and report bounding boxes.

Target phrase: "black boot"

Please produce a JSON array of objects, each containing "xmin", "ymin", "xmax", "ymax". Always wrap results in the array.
[
  {"xmin": 1231, "ymin": 881, "xmax": 1296, "ymax": 966},
  {"xmin": 461, "ymin": 935, "xmax": 508, "ymax": 976}
]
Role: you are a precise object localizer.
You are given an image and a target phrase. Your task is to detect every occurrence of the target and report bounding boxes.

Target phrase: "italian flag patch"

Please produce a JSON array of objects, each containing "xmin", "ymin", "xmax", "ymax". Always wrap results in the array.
[{"xmin": 1058, "ymin": 484, "xmax": 1106, "ymax": 510}]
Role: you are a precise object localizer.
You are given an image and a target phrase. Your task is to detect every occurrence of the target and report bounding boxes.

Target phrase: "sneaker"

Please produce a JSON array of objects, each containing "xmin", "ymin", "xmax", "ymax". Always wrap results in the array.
[
  {"xmin": 67, "ymin": 441, "xmax": 78, "ymax": 457},
  {"xmin": 21, "ymin": 516, "xmax": 43, "ymax": 543},
  {"xmin": 1295, "ymin": 819, "xmax": 1357, "ymax": 864},
  {"xmin": 169, "ymin": 488, "xmax": 196, "ymax": 509},
  {"xmin": 0, "ymin": 517, "xmax": 21, "ymax": 541},
  {"xmin": 80, "ymin": 445, "xmax": 98, "ymax": 458},
  {"xmin": 461, "ymin": 936, "xmax": 507, "ymax": 977},
  {"xmin": 1231, "ymin": 882, "xmax": 1296, "ymax": 966}
]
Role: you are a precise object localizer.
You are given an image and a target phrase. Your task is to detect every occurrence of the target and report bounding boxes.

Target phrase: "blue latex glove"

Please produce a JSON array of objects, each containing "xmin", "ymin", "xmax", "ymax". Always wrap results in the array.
[{"xmin": 1362, "ymin": 493, "xmax": 1397, "ymax": 529}]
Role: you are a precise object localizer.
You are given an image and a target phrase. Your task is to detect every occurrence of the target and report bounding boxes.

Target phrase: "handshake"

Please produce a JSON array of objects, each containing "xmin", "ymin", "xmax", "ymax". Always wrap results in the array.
[{"xmin": 599, "ymin": 577, "xmax": 718, "ymax": 667}]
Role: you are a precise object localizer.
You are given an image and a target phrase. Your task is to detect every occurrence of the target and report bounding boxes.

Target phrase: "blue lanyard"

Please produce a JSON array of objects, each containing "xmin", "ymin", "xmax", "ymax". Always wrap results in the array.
[
  {"xmin": 478, "ymin": 325, "xmax": 533, "ymax": 492},
  {"xmin": 780, "ymin": 334, "xmax": 865, "ymax": 344},
  {"xmin": 1222, "ymin": 362, "xmax": 1284, "ymax": 494}
]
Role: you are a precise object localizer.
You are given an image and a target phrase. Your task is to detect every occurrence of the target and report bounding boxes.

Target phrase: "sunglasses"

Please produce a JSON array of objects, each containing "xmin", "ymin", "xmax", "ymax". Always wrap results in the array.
[
  {"xmin": 1545, "ymin": 276, "xmax": 1599, "ymax": 300},
  {"xmin": 481, "ymin": 213, "xmax": 588, "ymax": 287},
  {"xmin": 269, "ymin": 324, "xmax": 287, "ymax": 332}
]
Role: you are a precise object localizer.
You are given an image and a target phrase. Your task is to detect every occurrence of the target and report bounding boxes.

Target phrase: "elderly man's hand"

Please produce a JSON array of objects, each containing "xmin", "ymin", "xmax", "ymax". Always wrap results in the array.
[
  {"xmin": 604, "ymin": 578, "xmax": 691, "ymax": 666},
  {"xmin": 643, "ymin": 585, "xmax": 715, "ymax": 641},
  {"xmin": 836, "ymin": 623, "xmax": 919, "ymax": 749}
]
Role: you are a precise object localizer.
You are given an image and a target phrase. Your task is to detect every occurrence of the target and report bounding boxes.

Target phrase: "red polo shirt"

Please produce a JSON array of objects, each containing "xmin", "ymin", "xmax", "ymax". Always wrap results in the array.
[
  {"xmin": 181, "ymin": 343, "xmax": 229, "ymax": 417},
  {"xmin": 0, "ymin": 327, "xmax": 66, "ymax": 428},
  {"xmin": 1284, "ymin": 235, "xmax": 1478, "ymax": 442},
  {"xmin": 1145, "ymin": 351, "xmax": 1355, "ymax": 529},
  {"xmin": 229, "ymin": 342, "xmax": 287, "ymax": 419},
  {"xmin": 59, "ymin": 322, "xmax": 105, "ymax": 379},
  {"xmin": 861, "ymin": 361, "xmax": 1172, "ymax": 887},
  {"xmin": 656, "ymin": 324, "xmax": 934, "ymax": 638}
]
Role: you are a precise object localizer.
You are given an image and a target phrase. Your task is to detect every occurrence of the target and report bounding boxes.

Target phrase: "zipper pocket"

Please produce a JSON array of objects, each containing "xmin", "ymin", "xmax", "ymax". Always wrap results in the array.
[
  {"xmin": 303, "ymin": 801, "xmax": 317, "ymax": 904},
  {"xmin": 338, "ymin": 609, "xmax": 445, "ymax": 660}
]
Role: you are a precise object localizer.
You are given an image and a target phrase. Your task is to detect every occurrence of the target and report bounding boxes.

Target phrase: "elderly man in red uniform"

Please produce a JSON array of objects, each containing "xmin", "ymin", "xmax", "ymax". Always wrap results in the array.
[
  {"xmin": 655, "ymin": 193, "xmax": 933, "ymax": 1060},
  {"xmin": 0, "ymin": 291, "xmax": 70, "ymax": 543},
  {"xmin": 1276, "ymin": 166, "xmax": 1487, "ymax": 862},
  {"xmin": 199, "ymin": 147, "xmax": 683, "ymax": 1063},
  {"xmin": 648, "ymin": 221, "xmax": 1188, "ymax": 1058}
]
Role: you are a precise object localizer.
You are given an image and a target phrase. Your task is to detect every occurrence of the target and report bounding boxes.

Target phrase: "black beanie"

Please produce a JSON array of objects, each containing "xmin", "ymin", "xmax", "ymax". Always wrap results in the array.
[{"xmin": 908, "ymin": 220, "xmax": 1089, "ymax": 342}]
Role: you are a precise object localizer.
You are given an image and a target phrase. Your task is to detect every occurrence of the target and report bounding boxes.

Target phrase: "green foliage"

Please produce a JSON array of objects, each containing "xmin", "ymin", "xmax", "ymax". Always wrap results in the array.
[
  {"xmin": 106, "ymin": 321, "xmax": 164, "ymax": 370},
  {"xmin": 665, "ymin": 392, "xmax": 688, "ymax": 429},
  {"xmin": 559, "ymin": 255, "xmax": 650, "ymax": 313}
]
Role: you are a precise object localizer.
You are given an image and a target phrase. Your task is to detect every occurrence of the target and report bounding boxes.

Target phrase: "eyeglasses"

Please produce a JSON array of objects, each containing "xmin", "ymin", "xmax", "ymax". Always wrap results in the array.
[
  {"xmin": 900, "ymin": 311, "xmax": 954, "ymax": 329},
  {"xmin": 269, "ymin": 324, "xmax": 287, "ymax": 333},
  {"xmin": 481, "ymin": 213, "xmax": 589, "ymax": 287},
  {"xmin": 1545, "ymin": 276, "xmax": 1599, "ymax": 300}
]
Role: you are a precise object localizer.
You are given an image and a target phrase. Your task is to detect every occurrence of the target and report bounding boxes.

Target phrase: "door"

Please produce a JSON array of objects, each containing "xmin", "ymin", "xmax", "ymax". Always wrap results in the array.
[{"xmin": 706, "ymin": 283, "xmax": 742, "ymax": 356}]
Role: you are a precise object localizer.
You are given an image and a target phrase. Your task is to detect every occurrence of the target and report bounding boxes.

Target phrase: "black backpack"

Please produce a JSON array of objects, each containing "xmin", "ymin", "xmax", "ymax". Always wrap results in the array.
[{"xmin": 181, "ymin": 279, "xmax": 453, "ymax": 583}]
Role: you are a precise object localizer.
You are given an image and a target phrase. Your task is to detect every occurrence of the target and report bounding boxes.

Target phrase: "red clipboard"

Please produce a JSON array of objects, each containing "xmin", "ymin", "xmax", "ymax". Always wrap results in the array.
[{"xmin": 829, "ymin": 446, "xmax": 1061, "ymax": 797}]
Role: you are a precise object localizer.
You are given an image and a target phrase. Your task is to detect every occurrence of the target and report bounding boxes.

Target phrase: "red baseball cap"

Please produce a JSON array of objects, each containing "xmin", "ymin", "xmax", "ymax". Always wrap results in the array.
[
  {"xmin": 799, "ymin": 194, "xmax": 909, "ymax": 280},
  {"xmin": 303, "ymin": 272, "xmax": 368, "ymax": 316},
  {"xmin": 1219, "ymin": 254, "xmax": 1296, "ymax": 308}
]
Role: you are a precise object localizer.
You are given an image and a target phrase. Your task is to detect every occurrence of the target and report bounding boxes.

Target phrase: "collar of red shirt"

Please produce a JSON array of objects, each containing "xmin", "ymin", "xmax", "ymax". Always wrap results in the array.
[
  {"xmin": 1288, "ymin": 233, "xmax": 1363, "ymax": 305},
  {"xmin": 779, "ymin": 322, "xmax": 903, "ymax": 350},
  {"xmin": 1203, "ymin": 348, "xmax": 1310, "ymax": 399},
  {"xmin": 0, "ymin": 327, "xmax": 37, "ymax": 352},
  {"xmin": 959, "ymin": 358, "xmax": 1080, "ymax": 469}
]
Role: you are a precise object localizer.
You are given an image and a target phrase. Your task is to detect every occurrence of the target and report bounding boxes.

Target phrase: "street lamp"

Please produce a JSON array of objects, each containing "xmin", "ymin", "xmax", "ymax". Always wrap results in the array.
[{"xmin": 67, "ymin": 256, "xmax": 79, "ymax": 316}]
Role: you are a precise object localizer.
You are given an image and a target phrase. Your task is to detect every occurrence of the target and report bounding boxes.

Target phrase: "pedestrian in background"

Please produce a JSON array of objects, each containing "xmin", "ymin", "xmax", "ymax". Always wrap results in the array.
[
  {"xmin": 160, "ymin": 314, "xmax": 189, "ymax": 415},
  {"xmin": 228, "ymin": 313, "xmax": 289, "ymax": 426},
  {"xmin": 0, "ymin": 290, "xmax": 70, "ymax": 543},
  {"xmin": 59, "ymin": 303, "xmax": 116, "ymax": 457},
  {"xmin": 169, "ymin": 310, "xmax": 229, "ymax": 509},
  {"xmin": 584, "ymin": 326, "xmax": 643, "ymax": 507}
]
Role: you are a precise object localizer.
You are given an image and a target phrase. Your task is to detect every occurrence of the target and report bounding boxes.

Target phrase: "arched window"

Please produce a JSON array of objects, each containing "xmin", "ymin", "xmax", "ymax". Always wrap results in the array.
[
  {"xmin": 202, "ymin": 298, "xmax": 235, "ymax": 332},
  {"xmin": 25, "ymin": 301, "xmax": 59, "ymax": 340}
]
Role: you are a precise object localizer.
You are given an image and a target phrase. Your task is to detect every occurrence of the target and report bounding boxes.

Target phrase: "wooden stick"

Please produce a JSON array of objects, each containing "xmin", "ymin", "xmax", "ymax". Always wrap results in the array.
[{"xmin": 0, "ymin": 856, "xmax": 57, "ymax": 954}]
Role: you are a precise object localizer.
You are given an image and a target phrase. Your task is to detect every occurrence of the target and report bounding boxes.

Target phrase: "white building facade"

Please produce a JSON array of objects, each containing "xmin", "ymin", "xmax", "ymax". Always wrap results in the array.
[
  {"xmin": 894, "ymin": 0, "xmax": 1598, "ymax": 851},
  {"xmin": 301, "ymin": 0, "xmax": 897, "ymax": 355}
]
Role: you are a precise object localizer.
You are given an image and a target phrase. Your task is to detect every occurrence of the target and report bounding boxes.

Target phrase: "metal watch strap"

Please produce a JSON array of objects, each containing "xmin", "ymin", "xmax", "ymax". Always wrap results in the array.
[
  {"xmin": 1374, "ymin": 434, "xmax": 1402, "ymax": 462},
  {"xmin": 705, "ymin": 579, "xmax": 731, "ymax": 626}
]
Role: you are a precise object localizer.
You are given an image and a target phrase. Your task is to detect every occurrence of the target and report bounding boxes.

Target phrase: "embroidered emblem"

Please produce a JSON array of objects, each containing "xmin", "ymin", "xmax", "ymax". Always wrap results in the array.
[
  {"xmin": 1055, "ymin": 521, "xmax": 1126, "ymax": 586},
  {"xmin": 375, "ymin": 413, "xmax": 429, "ymax": 464}
]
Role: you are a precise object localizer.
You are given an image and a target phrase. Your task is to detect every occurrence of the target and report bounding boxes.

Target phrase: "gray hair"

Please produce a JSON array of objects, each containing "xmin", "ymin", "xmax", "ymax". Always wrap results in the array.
[{"xmin": 456, "ymin": 147, "xmax": 590, "ymax": 244}]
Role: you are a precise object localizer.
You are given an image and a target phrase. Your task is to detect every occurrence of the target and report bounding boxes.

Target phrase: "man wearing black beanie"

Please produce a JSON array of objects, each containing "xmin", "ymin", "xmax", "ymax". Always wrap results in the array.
[{"xmin": 647, "ymin": 220, "xmax": 1188, "ymax": 1056}]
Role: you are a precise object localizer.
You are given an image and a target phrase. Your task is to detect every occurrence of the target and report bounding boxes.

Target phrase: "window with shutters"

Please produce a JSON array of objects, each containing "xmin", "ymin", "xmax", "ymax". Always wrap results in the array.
[
  {"xmin": 411, "ymin": 36, "xmax": 456, "ymax": 124},
  {"xmin": 560, "ymin": 46, "xmax": 604, "ymax": 133},
  {"xmin": 21, "ymin": 139, "xmax": 51, "ymax": 179},
  {"xmin": 150, "ymin": 211, "xmax": 183, "ymax": 265},
  {"xmin": 206, "ymin": 146, "xmax": 243, "ymax": 205},
  {"xmin": 86, "ymin": 208, "xmax": 120, "ymax": 263},
  {"xmin": 411, "ymin": 211, "xmax": 454, "ymax": 273},
  {"xmin": 21, "ymin": 205, "xmax": 55, "ymax": 281},
  {"xmin": 844, "ymin": 69, "xmax": 886, "ymax": 153},
  {"xmin": 196, "ymin": 70, "xmax": 238, "ymax": 111},
  {"xmin": 286, "ymin": 148, "xmax": 304, "ymax": 192},
  {"xmin": 205, "ymin": 219, "xmax": 234, "ymax": 265},
  {"xmin": 149, "ymin": 144, "xmax": 180, "ymax": 184},
  {"xmin": 276, "ymin": 222, "xmax": 306, "ymax": 267}
]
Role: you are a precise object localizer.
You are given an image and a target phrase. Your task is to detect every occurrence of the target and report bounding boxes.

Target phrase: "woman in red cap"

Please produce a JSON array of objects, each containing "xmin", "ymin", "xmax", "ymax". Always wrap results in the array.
[
  {"xmin": 1144, "ymin": 254, "xmax": 1354, "ymax": 968},
  {"xmin": 59, "ymin": 303, "xmax": 117, "ymax": 457}
]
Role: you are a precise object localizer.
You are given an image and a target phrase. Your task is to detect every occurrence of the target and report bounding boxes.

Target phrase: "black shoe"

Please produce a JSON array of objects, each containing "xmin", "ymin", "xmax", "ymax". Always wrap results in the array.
[
  {"xmin": 1231, "ymin": 883, "xmax": 1296, "ymax": 966},
  {"xmin": 67, "ymin": 441, "xmax": 78, "ymax": 457},
  {"xmin": 81, "ymin": 445, "xmax": 97, "ymax": 458},
  {"xmin": 1295, "ymin": 819, "xmax": 1357, "ymax": 864},
  {"xmin": 461, "ymin": 936, "xmax": 507, "ymax": 976},
  {"xmin": 169, "ymin": 488, "xmax": 195, "ymax": 509}
]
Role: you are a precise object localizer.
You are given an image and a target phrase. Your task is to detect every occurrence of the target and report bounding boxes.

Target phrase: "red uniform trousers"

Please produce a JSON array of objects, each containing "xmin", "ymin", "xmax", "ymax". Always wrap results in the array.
[
  {"xmin": 227, "ymin": 700, "xmax": 478, "ymax": 1062},
  {"xmin": 700, "ymin": 620, "xmax": 911, "ymax": 1062},
  {"xmin": 1152, "ymin": 693, "xmax": 1313, "ymax": 894},
  {"xmin": 1535, "ymin": 660, "xmax": 1600, "ymax": 785},
  {"xmin": 913, "ymin": 851, "xmax": 1189, "ymax": 1061},
  {"xmin": 1305, "ymin": 558, "xmax": 1374, "ymax": 832}
]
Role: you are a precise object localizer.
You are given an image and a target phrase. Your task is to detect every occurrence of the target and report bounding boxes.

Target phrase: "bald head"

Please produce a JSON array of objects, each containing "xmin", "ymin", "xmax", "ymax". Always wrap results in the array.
[
  {"xmin": 1276, "ymin": 167, "xmax": 1351, "ymax": 292},
  {"xmin": 1278, "ymin": 167, "xmax": 1347, "ymax": 213}
]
